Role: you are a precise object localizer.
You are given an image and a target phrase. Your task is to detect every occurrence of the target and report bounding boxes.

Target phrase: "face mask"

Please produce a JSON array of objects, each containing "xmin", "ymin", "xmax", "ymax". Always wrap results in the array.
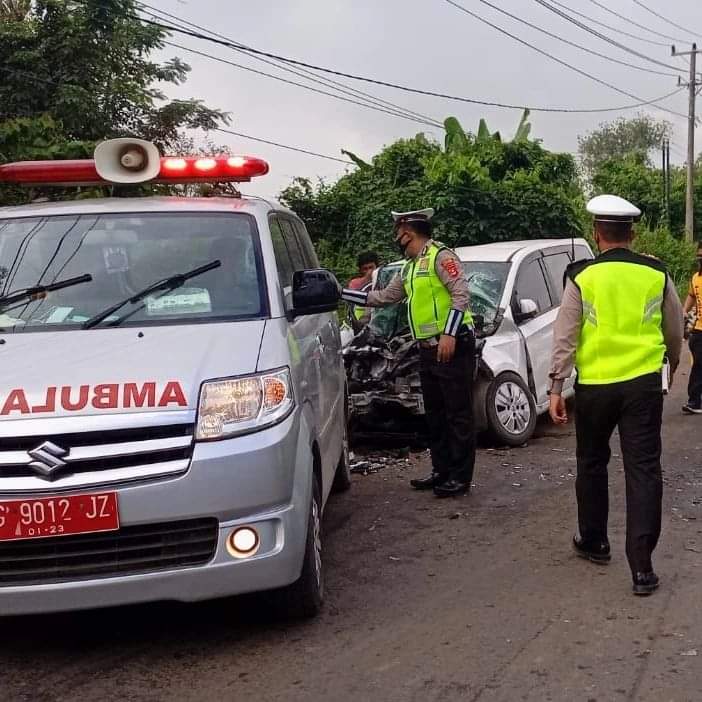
[{"xmin": 396, "ymin": 232, "xmax": 411, "ymax": 258}]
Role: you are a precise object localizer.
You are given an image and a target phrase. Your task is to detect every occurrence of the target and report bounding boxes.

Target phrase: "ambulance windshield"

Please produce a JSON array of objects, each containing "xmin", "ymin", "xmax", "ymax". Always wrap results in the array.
[{"xmin": 0, "ymin": 212, "xmax": 266, "ymax": 333}]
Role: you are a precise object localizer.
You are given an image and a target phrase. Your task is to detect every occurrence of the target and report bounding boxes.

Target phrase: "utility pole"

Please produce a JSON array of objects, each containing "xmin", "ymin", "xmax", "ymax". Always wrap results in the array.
[
  {"xmin": 672, "ymin": 44, "xmax": 701, "ymax": 241},
  {"xmin": 662, "ymin": 138, "xmax": 671, "ymax": 230}
]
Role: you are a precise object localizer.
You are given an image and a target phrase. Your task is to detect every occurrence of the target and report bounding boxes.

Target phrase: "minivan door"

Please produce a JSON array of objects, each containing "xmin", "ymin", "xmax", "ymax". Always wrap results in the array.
[{"xmin": 512, "ymin": 254, "xmax": 559, "ymax": 407}]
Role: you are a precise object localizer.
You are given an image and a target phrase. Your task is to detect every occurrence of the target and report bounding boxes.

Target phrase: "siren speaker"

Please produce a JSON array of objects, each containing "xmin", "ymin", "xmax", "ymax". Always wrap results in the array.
[{"xmin": 94, "ymin": 138, "xmax": 161, "ymax": 184}]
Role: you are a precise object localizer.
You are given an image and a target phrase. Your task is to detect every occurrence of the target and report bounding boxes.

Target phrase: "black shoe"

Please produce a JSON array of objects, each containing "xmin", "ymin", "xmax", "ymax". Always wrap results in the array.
[
  {"xmin": 682, "ymin": 404, "xmax": 702, "ymax": 415},
  {"xmin": 410, "ymin": 473, "xmax": 442, "ymax": 490},
  {"xmin": 632, "ymin": 571, "xmax": 660, "ymax": 596},
  {"xmin": 433, "ymin": 479, "xmax": 470, "ymax": 498},
  {"xmin": 572, "ymin": 535, "xmax": 611, "ymax": 564}
]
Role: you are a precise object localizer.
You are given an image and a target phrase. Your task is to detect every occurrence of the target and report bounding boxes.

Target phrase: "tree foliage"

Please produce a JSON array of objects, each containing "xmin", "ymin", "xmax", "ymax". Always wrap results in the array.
[
  {"xmin": 0, "ymin": 0, "xmax": 227, "ymax": 149},
  {"xmin": 281, "ymin": 115, "xmax": 583, "ymax": 283},
  {"xmin": 578, "ymin": 114, "xmax": 671, "ymax": 177}
]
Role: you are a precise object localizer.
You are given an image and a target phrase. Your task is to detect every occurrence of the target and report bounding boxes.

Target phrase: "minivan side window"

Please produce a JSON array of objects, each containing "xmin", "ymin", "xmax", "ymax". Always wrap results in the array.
[
  {"xmin": 514, "ymin": 259, "xmax": 552, "ymax": 316},
  {"xmin": 269, "ymin": 216, "xmax": 294, "ymax": 292},
  {"xmin": 279, "ymin": 218, "xmax": 306, "ymax": 272},
  {"xmin": 542, "ymin": 252, "xmax": 572, "ymax": 303}
]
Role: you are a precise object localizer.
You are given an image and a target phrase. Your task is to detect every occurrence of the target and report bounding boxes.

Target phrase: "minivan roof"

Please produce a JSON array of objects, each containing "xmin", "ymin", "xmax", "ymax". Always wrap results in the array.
[
  {"xmin": 0, "ymin": 195, "xmax": 291, "ymax": 220},
  {"xmin": 455, "ymin": 238, "xmax": 590, "ymax": 262}
]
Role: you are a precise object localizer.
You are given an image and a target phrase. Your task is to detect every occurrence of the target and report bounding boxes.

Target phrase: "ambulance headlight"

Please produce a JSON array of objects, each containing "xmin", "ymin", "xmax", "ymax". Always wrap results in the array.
[{"xmin": 195, "ymin": 368, "xmax": 294, "ymax": 441}]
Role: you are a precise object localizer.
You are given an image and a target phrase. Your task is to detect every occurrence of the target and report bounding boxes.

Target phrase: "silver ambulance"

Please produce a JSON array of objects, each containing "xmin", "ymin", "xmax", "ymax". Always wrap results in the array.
[{"xmin": 0, "ymin": 140, "xmax": 348, "ymax": 617}]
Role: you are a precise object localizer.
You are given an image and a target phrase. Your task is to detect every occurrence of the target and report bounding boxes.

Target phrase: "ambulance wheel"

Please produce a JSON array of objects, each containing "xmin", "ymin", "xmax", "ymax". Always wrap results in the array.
[
  {"xmin": 486, "ymin": 372, "xmax": 536, "ymax": 447},
  {"xmin": 275, "ymin": 477, "xmax": 324, "ymax": 619}
]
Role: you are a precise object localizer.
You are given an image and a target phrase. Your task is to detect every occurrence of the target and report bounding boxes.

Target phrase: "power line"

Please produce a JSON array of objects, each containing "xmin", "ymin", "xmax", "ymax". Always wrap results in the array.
[
  {"xmin": 586, "ymin": 0, "xmax": 686, "ymax": 43},
  {"xmin": 547, "ymin": 0, "xmax": 668, "ymax": 47},
  {"xmin": 441, "ymin": 0, "xmax": 687, "ymax": 118},
  {"xmin": 138, "ymin": 1, "xmax": 443, "ymax": 130},
  {"xmin": 458, "ymin": 0, "xmax": 677, "ymax": 77},
  {"xmin": 213, "ymin": 128, "xmax": 353, "ymax": 165},
  {"xmin": 164, "ymin": 41, "xmax": 442, "ymax": 130},
  {"xmin": 0, "ymin": 66, "xmax": 354, "ymax": 166},
  {"xmin": 533, "ymin": 0, "xmax": 685, "ymax": 73},
  {"xmin": 631, "ymin": 0, "xmax": 702, "ymax": 41},
  {"xmin": 128, "ymin": 12, "xmax": 686, "ymax": 115}
]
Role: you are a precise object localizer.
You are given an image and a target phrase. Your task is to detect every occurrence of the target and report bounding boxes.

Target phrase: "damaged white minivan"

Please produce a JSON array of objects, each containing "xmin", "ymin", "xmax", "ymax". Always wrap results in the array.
[{"xmin": 344, "ymin": 239, "xmax": 593, "ymax": 446}]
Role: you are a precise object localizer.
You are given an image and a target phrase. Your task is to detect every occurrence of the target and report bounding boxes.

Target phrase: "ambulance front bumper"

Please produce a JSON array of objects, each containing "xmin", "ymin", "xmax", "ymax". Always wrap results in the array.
[{"xmin": 0, "ymin": 412, "xmax": 312, "ymax": 616}]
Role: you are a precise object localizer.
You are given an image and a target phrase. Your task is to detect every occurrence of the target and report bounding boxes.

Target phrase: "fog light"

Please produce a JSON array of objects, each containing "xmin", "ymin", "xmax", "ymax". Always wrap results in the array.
[{"xmin": 227, "ymin": 526, "xmax": 260, "ymax": 559}]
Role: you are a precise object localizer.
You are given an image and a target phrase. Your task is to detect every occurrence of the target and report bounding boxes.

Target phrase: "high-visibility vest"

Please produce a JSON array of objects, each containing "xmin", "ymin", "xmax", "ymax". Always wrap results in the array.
[
  {"xmin": 401, "ymin": 242, "xmax": 472, "ymax": 340},
  {"xmin": 568, "ymin": 248, "xmax": 667, "ymax": 385}
]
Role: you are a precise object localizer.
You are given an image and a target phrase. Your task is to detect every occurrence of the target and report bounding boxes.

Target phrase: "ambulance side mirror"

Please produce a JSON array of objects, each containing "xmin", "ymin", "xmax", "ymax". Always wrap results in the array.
[
  {"xmin": 291, "ymin": 269, "xmax": 340, "ymax": 317},
  {"xmin": 516, "ymin": 298, "xmax": 538, "ymax": 322}
]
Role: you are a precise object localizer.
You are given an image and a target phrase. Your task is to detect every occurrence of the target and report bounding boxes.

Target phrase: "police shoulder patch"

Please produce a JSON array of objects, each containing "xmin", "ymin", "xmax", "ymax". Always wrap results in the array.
[{"xmin": 440, "ymin": 256, "xmax": 460, "ymax": 279}]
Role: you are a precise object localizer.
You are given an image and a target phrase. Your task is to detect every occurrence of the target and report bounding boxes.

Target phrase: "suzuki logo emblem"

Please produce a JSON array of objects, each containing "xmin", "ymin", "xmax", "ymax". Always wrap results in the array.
[{"xmin": 27, "ymin": 441, "xmax": 69, "ymax": 480}]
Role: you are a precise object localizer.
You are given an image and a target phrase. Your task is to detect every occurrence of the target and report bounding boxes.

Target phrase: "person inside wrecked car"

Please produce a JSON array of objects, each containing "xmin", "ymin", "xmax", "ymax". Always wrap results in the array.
[
  {"xmin": 548, "ymin": 194, "xmax": 683, "ymax": 597},
  {"xmin": 341, "ymin": 209, "xmax": 476, "ymax": 498},
  {"xmin": 348, "ymin": 250, "xmax": 380, "ymax": 329}
]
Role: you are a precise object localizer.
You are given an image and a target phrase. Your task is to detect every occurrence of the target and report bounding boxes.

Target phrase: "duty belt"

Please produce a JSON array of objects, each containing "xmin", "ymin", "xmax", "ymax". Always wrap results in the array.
[{"xmin": 418, "ymin": 325, "xmax": 474, "ymax": 348}]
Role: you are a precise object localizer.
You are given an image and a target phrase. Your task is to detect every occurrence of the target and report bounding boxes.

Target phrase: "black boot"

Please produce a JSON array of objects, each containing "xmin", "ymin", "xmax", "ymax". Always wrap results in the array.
[
  {"xmin": 433, "ymin": 478, "xmax": 470, "ymax": 498},
  {"xmin": 572, "ymin": 535, "xmax": 611, "ymax": 564},
  {"xmin": 632, "ymin": 571, "xmax": 659, "ymax": 596},
  {"xmin": 410, "ymin": 473, "xmax": 441, "ymax": 490}
]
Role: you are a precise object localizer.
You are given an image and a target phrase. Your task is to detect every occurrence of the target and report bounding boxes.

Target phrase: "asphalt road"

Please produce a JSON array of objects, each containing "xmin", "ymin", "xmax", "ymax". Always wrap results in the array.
[{"xmin": 3, "ymin": 359, "xmax": 701, "ymax": 702}]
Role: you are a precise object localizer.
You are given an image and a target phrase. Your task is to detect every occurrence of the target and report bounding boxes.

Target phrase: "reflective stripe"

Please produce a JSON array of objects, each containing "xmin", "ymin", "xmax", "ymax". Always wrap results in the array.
[
  {"xmin": 444, "ymin": 308, "xmax": 464, "ymax": 336},
  {"xmin": 342, "ymin": 289, "xmax": 368, "ymax": 305},
  {"xmin": 419, "ymin": 322, "xmax": 440, "ymax": 335},
  {"xmin": 642, "ymin": 294, "xmax": 663, "ymax": 323},
  {"xmin": 582, "ymin": 300, "xmax": 598, "ymax": 327}
]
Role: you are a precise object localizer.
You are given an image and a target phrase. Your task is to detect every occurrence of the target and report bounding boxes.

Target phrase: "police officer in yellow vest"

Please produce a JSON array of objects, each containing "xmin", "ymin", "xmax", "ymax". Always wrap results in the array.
[
  {"xmin": 549, "ymin": 195, "xmax": 683, "ymax": 596},
  {"xmin": 342, "ymin": 208, "xmax": 475, "ymax": 497}
]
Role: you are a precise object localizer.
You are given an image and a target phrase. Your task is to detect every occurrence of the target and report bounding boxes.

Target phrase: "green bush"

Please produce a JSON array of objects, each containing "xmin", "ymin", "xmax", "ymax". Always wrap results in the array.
[{"xmin": 633, "ymin": 227, "xmax": 697, "ymax": 298}]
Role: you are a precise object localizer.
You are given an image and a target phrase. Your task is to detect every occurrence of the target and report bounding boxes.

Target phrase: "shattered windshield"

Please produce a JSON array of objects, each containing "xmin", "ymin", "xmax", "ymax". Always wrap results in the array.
[
  {"xmin": 462, "ymin": 261, "xmax": 509, "ymax": 327},
  {"xmin": 367, "ymin": 260, "xmax": 509, "ymax": 341}
]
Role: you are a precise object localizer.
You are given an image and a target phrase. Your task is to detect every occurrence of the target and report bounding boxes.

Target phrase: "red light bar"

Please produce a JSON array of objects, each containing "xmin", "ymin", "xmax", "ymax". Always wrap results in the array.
[
  {"xmin": 0, "ymin": 160, "xmax": 102, "ymax": 185},
  {"xmin": 0, "ymin": 156, "xmax": 269, "ymax": 186},
  {"xmin": 159, "ymin": 156, "xmax": 269, "ymax": 182}
]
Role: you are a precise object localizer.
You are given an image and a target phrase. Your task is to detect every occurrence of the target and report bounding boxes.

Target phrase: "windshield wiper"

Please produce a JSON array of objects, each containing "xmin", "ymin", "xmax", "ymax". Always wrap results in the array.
[
  {"xmin": 82, "ymin": 260, "xmax": 221, "ymax": 330},
  {"xmin": 0, "ymin": 274, "xmax": 93, "ymax": 311}
]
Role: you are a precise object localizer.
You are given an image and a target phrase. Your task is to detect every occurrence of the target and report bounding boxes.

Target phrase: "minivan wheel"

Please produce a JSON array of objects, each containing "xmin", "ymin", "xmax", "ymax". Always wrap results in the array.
[
  {"xmin": 486, "ymin": 372, "xmax": 537, "ymax": 446},
  {"xmin": 273, "ymin": 477, "xmax": 324, "ymax": 619}
]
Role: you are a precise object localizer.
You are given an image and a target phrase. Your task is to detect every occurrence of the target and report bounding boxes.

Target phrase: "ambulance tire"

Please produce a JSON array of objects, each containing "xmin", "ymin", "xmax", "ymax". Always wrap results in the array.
[
  {"xmin": 274, "ymin": 477, "xmax": 324, "ymax": 619},
  {"xmin": 486, "ymin": 372, "xmax": 537, "ymax": 447}
]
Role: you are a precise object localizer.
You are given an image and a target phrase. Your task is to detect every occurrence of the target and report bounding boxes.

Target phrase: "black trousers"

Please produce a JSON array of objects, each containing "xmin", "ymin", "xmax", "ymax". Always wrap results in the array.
[
  {"xmin": 688, "ymin": 331, "xmax": 702, "ymax": 408},
  {"xmin": 574, "ymin": 373, "xmax": 663, "ymax": 575},
  {"xmin": 419, "ymin": 332, "xmax": 476, "ymax": 484}
]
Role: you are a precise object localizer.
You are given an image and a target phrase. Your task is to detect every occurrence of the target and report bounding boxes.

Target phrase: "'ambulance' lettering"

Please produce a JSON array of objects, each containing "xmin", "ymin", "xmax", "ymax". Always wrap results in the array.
[{"xmin": 0, "ymin": 382, "xmax": 188, "ymax": 416}]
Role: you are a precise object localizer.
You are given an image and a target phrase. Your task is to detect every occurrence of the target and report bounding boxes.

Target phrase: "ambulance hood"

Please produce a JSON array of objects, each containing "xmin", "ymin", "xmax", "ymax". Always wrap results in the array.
[{"xmin": 0, "ymin": 322, "xmax": 266, "ymax": 422}]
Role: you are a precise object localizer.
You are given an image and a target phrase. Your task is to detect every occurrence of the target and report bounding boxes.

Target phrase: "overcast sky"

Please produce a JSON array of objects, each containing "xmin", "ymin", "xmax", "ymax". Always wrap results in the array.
[{"xmin": 153, "ymin": 0, "xmax": 701, "ymax": 198}]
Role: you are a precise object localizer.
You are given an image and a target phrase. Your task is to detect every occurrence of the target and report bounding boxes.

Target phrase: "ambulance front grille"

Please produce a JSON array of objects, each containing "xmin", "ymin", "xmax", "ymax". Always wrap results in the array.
[
  {"xmin": 0, "ymin": 424, "xmax": 194, "ymax": 493},
  {"xmin": 0, "ymin": 518, "xmax": 218, "ymax": 586}
]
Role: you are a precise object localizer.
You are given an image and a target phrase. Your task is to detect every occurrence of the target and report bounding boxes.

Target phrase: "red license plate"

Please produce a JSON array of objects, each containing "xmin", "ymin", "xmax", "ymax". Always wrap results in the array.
[{"xmin": 0, "ymin": 493, "xmax": 119, "ymax": 542}]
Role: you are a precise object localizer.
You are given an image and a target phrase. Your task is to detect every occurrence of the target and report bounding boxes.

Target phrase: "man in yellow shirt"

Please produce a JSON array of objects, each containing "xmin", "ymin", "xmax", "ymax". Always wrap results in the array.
[{"xmin": 682, "ymin": 249, "xmax": 702, "ymax": 414}]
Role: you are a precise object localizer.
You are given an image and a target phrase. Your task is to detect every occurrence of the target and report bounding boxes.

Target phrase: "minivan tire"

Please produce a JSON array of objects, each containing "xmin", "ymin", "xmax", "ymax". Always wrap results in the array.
[
  {"xmin": 272, "ymin": 476, "xmax": 324, "ymax": 619},
  {"xmin": 486, "ymin": 371, "xmax": 537, "ymax": 446}
]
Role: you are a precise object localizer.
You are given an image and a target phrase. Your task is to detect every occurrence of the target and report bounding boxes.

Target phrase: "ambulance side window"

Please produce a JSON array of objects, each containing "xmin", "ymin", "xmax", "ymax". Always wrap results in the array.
[
  {"xmin": 278, "ymin": 219, "xmax": 306, "ymax": 272},
  {"xmin": 269, "ymin": 216, "xmax": 294, "ymax": 293},
  {"xmin": 291, "ymin": 219, "xmax": 319, "ymax": 268}
]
